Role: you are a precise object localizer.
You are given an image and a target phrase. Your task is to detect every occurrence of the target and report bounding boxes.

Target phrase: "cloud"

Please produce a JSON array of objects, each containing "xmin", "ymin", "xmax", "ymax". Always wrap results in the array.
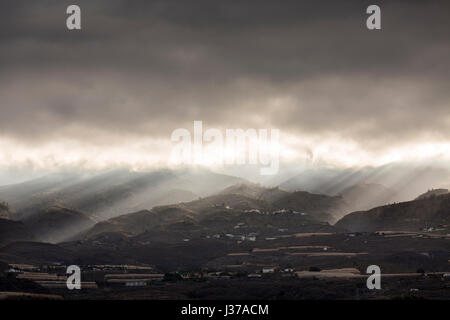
[{"xmin": 0, "ymin": 0, "xmax": 449, "ymax": 169}]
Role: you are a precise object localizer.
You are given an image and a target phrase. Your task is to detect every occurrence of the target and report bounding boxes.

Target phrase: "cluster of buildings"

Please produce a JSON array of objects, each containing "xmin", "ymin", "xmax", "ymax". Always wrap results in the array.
[
  {"xmin": 210, "ymin": 203, "xmax": 306, "ymax": 216},
  {"xmin": 205, "ymin": 231, "xmax": 258, "ymax": 242},
  {"xmin": 244, "ymin": 208, "xmax": 305, "ymax": 215},
  {"xmin": 10, "ymin": 264, "xmax": 98, "ymax": 289},
  {"xmin": 104, "ymin": 273, "xmax": 164, "ymax": 287},
  {"xmin": 5, "ymin": 263, "xmax": 164, "ymax": 289}
]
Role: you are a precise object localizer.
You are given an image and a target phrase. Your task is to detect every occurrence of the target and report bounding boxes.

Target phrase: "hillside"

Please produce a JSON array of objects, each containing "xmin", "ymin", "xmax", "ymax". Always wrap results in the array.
[
  {"xmin": 0, "ymin": 202, "xmax": 10, "ymax": 219},
  {"xmin": 273, "ymin": 191, "xmax": 349, "ymax": 223},
  {"xmin": 0, "ymin": 168, "xmax": 244, "ymax": 221},
  {"xmin": 339, "ymin": 183, "xmax": 394, "ymax": 212},
  {"xmin": 218, "ymin": 183, "xmax": 289, "ymax": 203},
  {"xmin": 195, "ymin": 183, "xmax": 347, "ymax": 223},
  {"xmin": 22, "ymin": 206, "xmax": 95, "ymax": 243},
  {"xmin": 0, "ymin": 219, "xmax": 34, "ymax": 246},
  {"xmin": 83, "ymin": 183, "xmax": 344, "ymax": 242},
  {"xmin": 279, "ymin": 164, "xmax": 450, "ymax": 204},
  {"xmin": 67, "ymin": 207, "xmax": 340, "ymax": 267},
  {"xmin": 415, "ymin": 188, "xmax": 449, "ymax": 200},
  {"xmin": 84, "ymin": 207, "xmax": 196, "ymax": 238},
  {"xmin": 0, "ymin": 241, "xmax": 74, "ymax": 264},
  {"xmin": 335, "ymin": 194, "xmax": 450, "ymax": 232},
  {"xmin": 183, "ymin": 194, "xmax": 271, "ymax": 213}
]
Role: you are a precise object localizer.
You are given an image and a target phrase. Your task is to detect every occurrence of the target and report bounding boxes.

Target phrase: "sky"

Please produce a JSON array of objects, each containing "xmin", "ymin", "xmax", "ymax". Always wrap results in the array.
[{"xmin": 0, "ymin": 0, "xmax": 449, "ymax": 181}]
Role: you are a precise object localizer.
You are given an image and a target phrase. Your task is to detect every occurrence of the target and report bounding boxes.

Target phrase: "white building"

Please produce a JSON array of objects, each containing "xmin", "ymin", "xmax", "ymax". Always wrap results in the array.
[
  {"xmin": 262, "ymin": 267, "xmax": 275, "ymax": 274},
  {"xmin": 125, "ymin": 281, "xmax": 147, "ymax": 287}
]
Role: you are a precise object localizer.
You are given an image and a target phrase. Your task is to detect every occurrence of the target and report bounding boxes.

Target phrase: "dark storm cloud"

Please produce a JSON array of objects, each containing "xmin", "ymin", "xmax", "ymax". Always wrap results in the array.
[{"xmin": 0, "ymin": 0, "xmax": 449, "ymax": 152}]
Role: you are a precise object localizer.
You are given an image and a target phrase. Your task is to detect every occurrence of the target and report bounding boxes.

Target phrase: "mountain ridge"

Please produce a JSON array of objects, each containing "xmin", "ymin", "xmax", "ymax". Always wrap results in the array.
[{"xmin": 335, "ymin": 193, "xmax": 450, "ymax": 232}]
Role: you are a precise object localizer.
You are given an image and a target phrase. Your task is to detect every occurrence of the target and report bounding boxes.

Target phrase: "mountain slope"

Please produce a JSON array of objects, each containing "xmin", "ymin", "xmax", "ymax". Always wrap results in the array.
[
  {"xmin": 0, "ymin": 202, "xmax": 10, "ymax": 219},
  {"xmin": 22, "ymin": 206, "xmax": 95, "ymax": 243},
  {"xmin": 0, "ymin": 241, "xmax": 74, "ymax": 264},
  {"xmin": 83, "ymin": 182, "xmax": 345, "ymax": 240},
  {"xmin": 0, "ymin": 219, "xmax": 34, "ymax": 246},
  {"xmin": 218, "ymin": 183, "xmax": 289, "ymax": 203},
  {"xmin": 0, "ymin": 168, "xmax": 245, "ymax": 221},
  {"xmin": 273, "ymin": 191, "xmax": 349, "ymax": 223},
  {"xmin": 84, "ymin": 207, "xmax": 195, "ymax": 238},
  {"xmin": 212, "ymin": 183, "xmax": 347, "ymax": 222},
  {"xmin": 335, "ymin": 194, "xmax": 450, "ymax": 232},
  {"xmin": 339, "ymin": 183, "xmax": 394, "ymax": 212},
  {"xmin": 279, "ymin": 164, "xmax": 450, "ymax": 203},
  {"xmin": 415, "ymin": 188, "xmax": 449, "ymax": 200}
]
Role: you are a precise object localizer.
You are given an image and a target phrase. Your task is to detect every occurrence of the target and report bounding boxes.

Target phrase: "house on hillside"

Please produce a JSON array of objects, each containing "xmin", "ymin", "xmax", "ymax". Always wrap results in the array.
[
  {"xmin": 125, "ymin": 281, "xmax": 147, "ymax": 287},
  {"xmin": 262, "ymin": 267, "xmax": 276, "ymax": 274}
]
